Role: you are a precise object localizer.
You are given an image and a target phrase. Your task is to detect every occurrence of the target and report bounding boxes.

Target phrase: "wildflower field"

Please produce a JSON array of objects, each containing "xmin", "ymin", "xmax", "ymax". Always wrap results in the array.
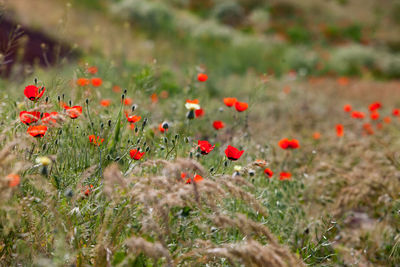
[{"xmin": 1, "ymin": 0, "xmax": 400, "ymax": 266}]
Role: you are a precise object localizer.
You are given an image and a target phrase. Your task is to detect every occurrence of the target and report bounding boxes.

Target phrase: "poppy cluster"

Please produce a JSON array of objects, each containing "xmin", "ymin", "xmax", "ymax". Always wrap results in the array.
[
  {"xmin": 223, "ymin": 97, "xmax": 248, "ymax": 112},
  {"xmin": 278, "ymin": 138, "xmax": 300, "ymax": 149}
]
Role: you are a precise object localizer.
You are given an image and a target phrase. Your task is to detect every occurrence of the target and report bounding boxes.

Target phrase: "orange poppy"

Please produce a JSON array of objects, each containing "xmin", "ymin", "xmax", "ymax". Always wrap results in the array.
[
  {"xmin": 77, "ymin": 78, "xmax": 90, "ymax": 86},
  {"xmin": 235, "ymin": 101, "xmax": 248, "ymax": 112},
  {"xmin": 384, "ymin": 116, "xmax": 391, "ymax": 124},
  {"xmin": 89, "ymin": 135, "xmax": 104, "ymax": 146},
  {"xmin": 64, "ymin": 105, "xmax": 83, "ymax": 119},
  {"xmin": 100, "ymin": 99, "xmax": 111, "ymax": 107},
  {"xmin": 351, "ymin": 111, "xmax": 365, "ymax": 119},
  {"xmin": 279, "ymin": 172, "xmax": 292, "ymax": 181},
  {"xmin": 370, "ymin": 111, "xmax": 379, "ymax": 120},
  {"xmin": 343, "ymin": 104, "xmax": 352, "ymax": 112},
  {"xmin": 336, "ymin": 124, "xmax": 344, "ymax": 137},
  {"xmin": 278, "ymin": 138, "xmax": 300, "ymax": 149},
  {"xmin": 363, "ymin": 123, "xmax": 374, "ymax": 135},
  {"xmin": 87, "ymin": 66, "xmax": 98, "ymax": 74},
  {"xmin": 124, "ymin": 97, "xmax": 133, "ymax": 106},
  {"xmin": 312, "ymin": 132, "xmax": 321, "ymax": 140},
  {"xmin": 91, "ymin": 77, "xmax": 102, "ymax": 87},
  {"xmin": 150, "ymin": 93, "xmax": 158, "ymax": 103},
  {"xmin": 126, "ymin": 114, "xmax": 141, "ymax": 123},
  {"xmin": 6, "ymin": 173, "xmax": 20, "ymax": 187},
  {"xmin": 112, "ymin": 85, "xmax": 122, "ymax": 93},
  {"xmin": 223, "ymin": 97, "xmax": 237, "ymax": 107},
  {"xmin": 27, "ymin": 125, "xmax": 47, "ymax": 138},
  {"xmin": 42, "ymin": 112, "xmax": 58, "ymax": 125}
]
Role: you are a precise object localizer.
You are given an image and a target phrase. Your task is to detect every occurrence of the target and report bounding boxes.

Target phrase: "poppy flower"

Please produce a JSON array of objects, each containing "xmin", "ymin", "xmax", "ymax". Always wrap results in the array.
[
  {"xmin": 278, "ymin": 138, "xmax": 300, "ymax": 149},
  {"xmin": 91, "ymin": 77, "xmax": 102, "ymax": 87},
  {"xmin": 64, "ymin": 105, "xmax": 83, "ymax": 119},
  {"xmin": 87, "ymin": 66, "xmax": 98, "ymax": 74},
  {"xmin": 151, "ymin": 93, "xmax": 158, "ymax": 103},
  {"xmin": 6, "ymin": 173, "xmax": 20, "ymax": 187},
  {"xmin": 89, "ymin": 135, "xmax": 104, "ymax": 146},
  {"xmin": 185, "ymin": 99, "xmax": 200, "ymax": 110},
  {"xmin": 392, "ymin": 108, "xmax": 400, "ymax": 117},
  {"xmin": 195, "ymin": 108, "xmax": 204, "ymax": 118},
  {"xmin": 186, "ymin": 174, "xmax": 204, "ymax": 184},
  {"xmin": 197, "ymin": 73, "xmax": 208, "ymax": 82},
  {"xmin": 27, "ymin": 125, "xmax": 47, "ymax": 138},
  {"xmin": 223, "ymin": 97, "xmax": 237, "ymax": 107},
  {"xmin": 369, "ymin": 102, "xmax": 381, "ymax": 112},
  {"xmin": 100, "ymin": 99, "xmax": 111, "ymax": 107},
  {"xmin": 313, "ymin": 132, "xmax": 321, "ymax": 140},
  {"xmin": 126, "ymin": 114, "xmax": 141, "ymax": 123},
  {"xmin": 336, "ymin": 124, "xmax": 344, "ymax": 137},
  {"xmin": 235, "ymin": 101, "xmax": 248, "ymax": 112},
  {"xmin": 384, "ymin": 116, "xmax": 391, "ymax": 124},
  {"xmin": 343, "ymin": 104, "xmax": 352, "ymax": 112},
  {"xmin": 264, "ymin": 168, "xmax": 273, "ymax": 178},
  {"xmin": 77, "ymin": 78, "xmax": 90, "ymax": 86},
  {"xmin": 42, "ymin": 112, "xmax": 58, "ymax": 125},
  {"xmin": 19, "ymin": 111, "xmax": 40, "ymax": 125},
  {"xmin": 351, "ymin": 111, "xmax": 365, "ymax": 119},
  {"xmin": 159, "ymin": 123, "xmax": 168, "ymax": 133},
  {"xmin": 363, "ymin": 123, "xmax": 374, "ymax": 135},
  {"xmin": 84, "ymin": 184, "xmax": 94, "ymax": 196},
  {"xmin": 198, "ymin": 140, "xmax": 215, "ymax": 155},
  {"xmin": 24, "ymin": 85, "xmax": 45, "ymax": 101},
  {"xmin": 279, "ymin": 172, "xmax": 292, "ymax": 181},
  {"xmin": 253, "ymin": 159, "xmax": 267, "ymax": 168},
  {"xmin": 113, "ymin": 85, "xmax": 122, "ymax": 93},
  {"xmin": 124, "ymin": 97, "xmax": 133, "ymax": 106},
  {"xmin": 130, "ymin": 149, "xmax": 145, "ymax": 160},
  {"xmin": 225, "ymin": 145, "xmax": 244, "ymax": 161},
  {"xmin": 213, "ymin": 120, "xmax": 225, "ymax": 130},
  {"xmin": 370, "ymin": 111, "xmax": 379, "ymax": 120}
]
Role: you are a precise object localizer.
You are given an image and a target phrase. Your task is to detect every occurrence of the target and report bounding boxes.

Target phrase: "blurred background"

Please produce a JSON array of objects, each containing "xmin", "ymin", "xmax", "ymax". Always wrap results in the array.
[{"xmin": 1, "ymin": 0, "xmax": 400, "ymax": 81}]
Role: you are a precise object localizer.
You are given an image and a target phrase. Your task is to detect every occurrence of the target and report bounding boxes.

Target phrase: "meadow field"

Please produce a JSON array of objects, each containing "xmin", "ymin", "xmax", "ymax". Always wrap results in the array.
[{"xmin": 1, "ymin": 0, "xmax": 400, "ymax": 266}]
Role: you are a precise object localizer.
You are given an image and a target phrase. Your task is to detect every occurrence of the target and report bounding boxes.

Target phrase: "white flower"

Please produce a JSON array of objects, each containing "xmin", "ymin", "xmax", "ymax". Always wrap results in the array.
[{"xmin": 185, "ymin": 102, "xmax": 200, "ymax": 110}]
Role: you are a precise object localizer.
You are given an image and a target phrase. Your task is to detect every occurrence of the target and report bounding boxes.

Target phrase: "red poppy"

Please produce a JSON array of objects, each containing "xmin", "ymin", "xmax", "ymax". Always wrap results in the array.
[
  {"xmin": 19, "ymin": 111, "xmax": 40, "ymax": 125},
  {"xmin": 113, "ymin": 85, "xmax": 122, "ymax": 93},
  {"xmin": 197, "ymin": 73, "xmax": 208, "ymax": 82},
  {"xmin": 87, "ymin": 66, "xmax": 98, "ymax": 74},
  {"xmin": 27, "ymin": 125, "xmax": 47, "ymax": 138},
  {"xmin": 91, "ymin": 77, "xmax": 102, "ymax": 87},
  {"xmin": 235, "ymin": 101, "xmax": 248, "ymax": 112},
  {"xmin": 42, "ymin": 112, "xmax": 58, "ymax": 125},
  {"xmin": 369, "ymin": 102, "xmax": 381, "ymax": 112},
  {"xmin": 363, "ymin": 123, "xmax": 374, "ymax": 135},
  {"xmin": 64, "ymin": 105, "xmax": 82, "ymax": 119},
  {"xmin": 100, "ymin": 99, "xmax": 111, "ymax": 107},
  {"xmin": 77, "ymin": 78, "xmax": 90, "ymax": 86},
  {"xmin": 392, "ymin": 108, "xmax": 400, "ymax": 117},
  {"xmin": 223, "ymin": 97, "xmax": 237, "ymax": 107},
  {"xmin": 195, "ymin": 108, "xmax": 204, "ymax": 118},
  {"xmin": 84, "ymin": 184, "xmax": 94, "ymax": 196},
  {"xmin": 278, "ymin": 138, "xmax": 300, "ymax": 149},
  {"xmin": 24, "ymin": 85, "xmax": 45, "ymax": 101},
  {"xmin": 213, "ymin": 120, "xmax": 225, "ymax": 130},
  {"xmin": 126, "ymin": 114, "xmax": 141, "ymax": 123},
  {"xmin": 225, "ymin": 145, "xmax": 244, "ymax": 161},
  {"xmin": 198, "ymin": 140, "xmax": 215, "ymax": 155},
  {"xmin": 151, "ymin": 93, "xmax": 158, "ymax": 103},
  {"xmin": 313, "ymin": 132, "xmax": 321, "ymax": 140},
  {"xmin": 384, "ymin": 116, "xmax": 391, "ymax": 124},
  {"xmin": 130, "ymin": 149, "xmax": 145, "ymax": 160},
  {"xmin": 343, "ymin": 104, "xmax": 352, "ymax": 112},
  {"xmin": 370, "ymin": 111, "xmax": 379, "ymax": 120},
  {"xmin": 279, "ymin": 172, "xmax": 292, "ymax": 181},
  {"xmin": 186, "ymin": 99, "xmax": 199, "ymax": 104},
  {"xmin": 89, "ymin": 135, "xmax": 104, "ymax": 146},
  {"xmin": 159, "ymin": 123, "xmax": 168, "ymax": 133},
  {"xmin": 6, "ymin": 173, "xmax": 20, "ymax": 187},
  {"xmin": 186, "ymin": 174, "xmax": 204, "ymax": 184},
  {"xmin": 351, "ymin": 111, "xmax": 365, "ymax": 119},
  {"xmin": 124, "ymin": 97, "xmax": 133, "ymax": 106},
  {"xmin": 336, "ymin": 124, "xmax": 344, "ymax": 137},
  {"xmin": 264, "ymin": 168, "xmax": 273, "ymax": 178}
]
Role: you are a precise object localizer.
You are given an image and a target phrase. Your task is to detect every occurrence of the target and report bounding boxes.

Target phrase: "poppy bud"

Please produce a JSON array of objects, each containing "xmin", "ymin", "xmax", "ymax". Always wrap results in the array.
[
  {"xmin": 58, "ymin": 129, "xmax": 63, "ymax": 135},
  {"xmin": 121, "ymin": 94, "xmax": 125, "ymax": 100},
  {"xmin": 145, "ymin": 146, "xmax": 150, "ymax": 152},
  {"xmin": 108, "ymin": 120, "xmax": 112, "ymax": 127},
  {"xmin": 224, "ymin": 161, "xmax": 228, "ymax": 167},
  {"xmin": 127, "ymin": 139, "xmax": 131, "ymax": 144},
  {"xmin": 100, "ymin": 123, "xmax": 104, "ymax": 129},
  {"xmin": 123, "ymin": 89, "xmax": 127, "ymax": 94},
  {"xmin": 175, "ymin": 134, "xmax": 179, "ymax": 140},
  {"xmin": 45, "ymin": 96, "xmax": 49, "ymax": 103},
  {"xmin": 186, "ymin": 110, "xmax": 195, "ymax": 120},
  {"xmin": 160, "ymin": 146, "xmax": 165, "ymax": 150},
  {"xmin": 64, "ymin": 188, "xmax": 74, "ymax": 198},
  {"xmin": 131, "ymin": 105, "xmax": 136, "ymax": 112},
  {"xmin": 249, "ymin": 169, "xmax": 255, "ymax": 176},
  {"xmin": 42, "ymin": 143, "xmax": 46, "ymax": 150},
  {"xmin": 219, "ymin": 107, "xmax": 224, "ymax": 112},
  {"xmin": 143, "ymin": 141, "xmax": 147, "ymax": 147},
  {"xmin": 184, "ymin": 137, "xmax": 189, "ymax": 143},
  {"xmin": 85, "ymin": 98, "xmax": 89, "ymax": 105},
  {"xmin": 172, "ymin": 139, "xmax": 175, "ymax": 145},
  {"xmin": 68, "ymin": 100, "xmax": 72, "ymax": 106},
  {"xmin": 136, "ymin": 138, "xmax": 141, "ymax": 144},
  {"xmin": 195, "ymin": 153, "xmax": 200, "ymax": 159},
  {"xmin": 163, "ymin": 137, "xmax": 168, "ymax": 144},
  {"xmin": 189, "ymin": 152, "xmax": 193, "ymax": 158},
  {"xmin": 107, "ymin": 155, "xmax": 111, "ymax": 160},
  {"xmin": 115, "ymin": 157, "xmax": 120, "ymax": 161},
  {"xmin": 161, "ymin": 122, "xmax": 169, "ymax": 131},
  {"xmin": 62, "ymin": 94, "xmax": 65, "ymax": 100},
  {"xmin": 55, "ymin": 140, "xmax": 58, "ymax": 145},
  {"xmin": 141, "ymin": 118, "xmax": 147, "ymax": 131},
  {"xmin": 209, "ymin": 167, "xmax": 214, "ymax": 172},
  {"xmin": 58, "ymin": 95, "xmax": 61, "ymax": 102},
  {"xmin": 135, "ymin": 126, "xmax": 138, "ymax": 133},
  {"xmin": 34, "ymin": 78, "xmax": 38, "ymax": 84}
]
